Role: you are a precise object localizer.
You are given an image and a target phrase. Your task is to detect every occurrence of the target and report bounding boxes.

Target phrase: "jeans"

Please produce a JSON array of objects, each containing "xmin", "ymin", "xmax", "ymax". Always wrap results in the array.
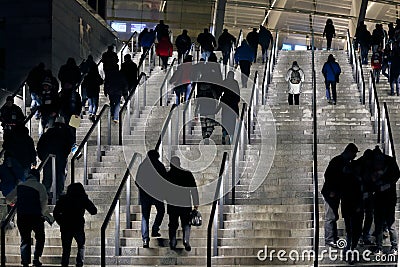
[
  {"xmin": 324, "ymin": 199, "xmax": 339, "ymax": 244},
  {"xmin": 390, "ymin": 74, "xmax": 400, "ymax": 95},
  {"xmin": 109, "ymin": 94, "xmax": 121, "ymax": 121},
  {"xmin": 88, "ymin": 96, "xmax": 99, "ymax": 115},
  {"xmin": 139, "ymin": 189, "xmax": 165, "ymax": 241},
  {"xmin": 360, "ymin": 45, "xmax": 370, "ymax": 64},
  {"xmin": 17, "ymin": 215, "xmax": 45, "ymax": 265},
  {"xmin": 325, "ymin": 80, "xmax": 337, "ymax": 102},
  {"xmin": 239, "ymin": 60, "xmax": 251, "ymax": 88},
  {"xmin": 362, "ymin": 194, "xmax": 374, "ymax": 241},
  {"xmin": 374, "ymin": 200, "xmax": 397, "ymax": 249},
  {"xmin": 373, "ymin": 68, "xmax": 381, "ymax": 83},
  {"xmin": 261, "ymin": 44, "xmax": 269, "ymax": 63},
  {"xmin": 30, "ymin": 93, "xmax": 41, "ymax": 118},
  {"xmin": 344, "ymin": 211, "xmax": 363, "ymax": 250},
  {"xmin": 201, "ymin": 51, "xmax": 211, "ymax": 60},
  {"xmin": 61, "ymin": 229, "xmax": 85, "ymax": 267},
  {"xmin": 81, "ymin": 87, "xmax": 88, "ymax": 108},
  {"xmin": 222, "ymin": 50, "xmax": 231, "ymax": 65},
  {"xmin": 42, "ymin": 156, "xmax": 67, "ymax": 199}
]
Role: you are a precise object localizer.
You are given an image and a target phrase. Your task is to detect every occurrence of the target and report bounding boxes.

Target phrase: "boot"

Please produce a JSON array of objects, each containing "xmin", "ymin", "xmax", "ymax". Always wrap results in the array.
[
  {"xmin": 183, "ymin": 225, "xmax": 191, "ymax": 251},
  {"xmin": 169, "ymin": 229, "xmax": 177, "ymax": 249}
]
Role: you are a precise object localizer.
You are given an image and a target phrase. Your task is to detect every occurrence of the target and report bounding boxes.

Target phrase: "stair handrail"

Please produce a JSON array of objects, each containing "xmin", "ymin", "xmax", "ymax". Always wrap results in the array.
[
  {"xmin": 100, "ymin": 152, "xmax": 142, "ymax": 267},
  {"xmin": 358, "ymin": 56, "xmax": 366, "ymax": 105},
  {"xmin": 247, "ymin": 71, "xmax": 259, "ymax": 144},
  {"xmin": 273, "ymin": 30, "xmax": 279, "ymax": 65},
  {"xmin": 346, "ymin": 29, "xmax": 354, "ymax": 69},
  {"xmin": 311, "ymin": 29, "xmax": 319, "ymax": 267},
  {"xmin": 181, "ymin": 82, "xmax": 198, "ymax": 145},
  {"xmin": 155, "ymin": 104, "xmax": 178, "ymax": 160},
  {"xmin": 119, "ymin": 31, "xmax": 138, "ymax": 64},
  {"xmin": 347, "ymin": 30, "xmax": 359, "ymax": 93},
  {"xmin": 231, "ymin": 103, "xmax": 247, "ymax": 205},
  {"xmin": 138, "ymin": 42, "xmax": 156, "ymax": 74},
  {"xmin": 1, "ymin": 153, "xmax": 56, "ymax": 267},
  {"xmin": 381, "ymin": 102, "xmax": 396, "ymax": 158},
  {"xmin": 235, "ymin": 29, "xmax": 243, "ymax": 48},
  {"xmin": 70, "ymin": 104, "xmax": 111, "ymax": 185},
  {"xmin": 369, "ymin": 70, "xmax": 381, "ymax": 143},
  {"xmin": 118, "ymin": 72, "xmax": 147, "ymax": 145},
  {"xmin": 159, "ymin": 58, "xmax": 177, "ymax": 106},
  {"xmin": 206, "ymin": 151, "xmax": 228, "ymax": 267}
]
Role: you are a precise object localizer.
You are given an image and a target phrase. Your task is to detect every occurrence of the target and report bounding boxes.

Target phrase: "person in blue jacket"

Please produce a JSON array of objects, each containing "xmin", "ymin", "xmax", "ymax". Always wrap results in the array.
[
  {"xmin": 322, "ymin": 54, "xmax": 341, "ymax": 105},
  {"xmin": 234, "ymin": 40, "xmax": 255, "ymax": 88}
]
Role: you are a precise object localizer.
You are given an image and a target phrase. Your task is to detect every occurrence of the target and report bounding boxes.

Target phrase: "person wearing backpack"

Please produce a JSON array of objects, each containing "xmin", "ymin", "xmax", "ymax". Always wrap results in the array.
[
  {"xmin": 371, "ymin": 46, "xmax": 383, "ymax": 84},
  {"xmin": 53, "ymin": 182, "xmax": 97, "ymax": 267},
  {"xmin": 322, "ymin": 54, "xmax": 341, "ymax": 105},
  {"xmin": 285, "ymin": 61, "xmax": 305, "ymax": 105}
]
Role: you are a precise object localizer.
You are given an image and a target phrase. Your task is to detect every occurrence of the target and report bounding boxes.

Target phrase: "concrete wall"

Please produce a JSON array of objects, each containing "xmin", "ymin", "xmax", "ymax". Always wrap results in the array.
[
  {"xmin": 52, "ymin": 0, "xmax": 121, "ymax": 73},
  {"xmin": 0, "ymin": 0, "xmax": 52, "ymax": 92},
  {"xmin": 0, "ymin": 0, "xmax": 121, "ymax": 92}
]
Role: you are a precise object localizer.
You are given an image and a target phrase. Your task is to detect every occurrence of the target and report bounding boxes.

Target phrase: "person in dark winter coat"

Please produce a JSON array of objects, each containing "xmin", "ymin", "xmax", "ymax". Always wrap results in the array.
[
  {"xmin": 371, "ymin": 146, "xmax": 399, "ymax": 255},
  {"xmin": 156, "ymin": 35, "xmax": 173, "ymax": 70},
  {"xmin": 322, "ymin": 54, "xmax": 341, "ymax": 105},
  {"xmin": 38, "ymin": 77, "xmax": 59, "ymax": 133},
  {"xmin": 79, "ymin": 55, "xmax": 97, "ymax": 113},
  {"xmin": 175, "ymin": 30, "xmax": 192, "ymax": 64},
  {"xmin": 120, "ymin": 54, "xmax": 138, "ymax": 92},
  {"xmin": 26, "ymin": 63, "xmax": 46, "ymax": 119},
  {"xmin": 140, "ymin": 29, "xmax": 156, "ymax": 62},
  {"xmin": 371, "ymin": 24, "xmax": 385, "ymax": 53},
  {"xmin": 321, "ymin": 143, "xmax": 359, "ymax": 248},
  {"xmin": 165, "ymin": 156, "xmax": 199, "ymax": 251},
  {"xmin": 1, "ymin": 125, "xmax": 36, "ymax": 190},
  {"xmin": 101, "ymin": 45, "xmax": 119, "ymax": 82},
  {"xmin": 323, "ymin": 19, "xmax": 336, "ymax": 50},
  {"xmin": 234, "ymin": 40, "xmax": 254, "ymax": 88},
  {"xmin": 246, "ymin": 28, "xmax": 259, "ymax": 63},
  {"xmin": 58, "ymin": 58, "xmax": 82, "ymax": 90},
  {"xmin": 388, "ymin": 22, "xmax": 395, "ymax": 43},
  {"xmin": 358, "ymin": 24, "xmax": 372, "ymax": 64},
  {"xmin": 53, "ymin": 182, "xmax": 97, "ymax": 267},
  {"xmin": 37, "ymin": 117, "xmax": 74, "ymax": 200},
  {"xmin": 0, "ymin": 96, "xmax": 25, "ymax": 132},
  {"xmin": 6, "ymin": 169, "xmax": 54, "ymax": 267},
  {"xmin": 218, "ymin": 29, "xmax": 236, "ymax": 65},
  {"xmin": 389, "ymin": 49, "xmax": 400, "ymax": 96},
  {"xmin": 104, "ymin": 70, "xmax": 128, "ymax": 123},
  {"xmin": 155, "ymin": 20, "xmax": 170, "ymax": 41},
  {"xmin": 197, "ymin": 28, "xmax": 216, "ymax": 60},
  {"xmin": 258, "ymin": 25, "xmax": 273, "ymax": 63},
  {"xmin": 169, "ymin": 55, "xmax": 193, "ymax": 104},
  {"xmin": 135, "ymin": 150, "xmax": 167, "ymax": 248},
  {"xmin": 218, "ymin": 71, "xmax": 240, "ymax": 145},
  {"xmin": 58, "ymin": 84, "xmax": 82, "ymax": 146},
  {"xmin": 81, "ymin": 56, "xmax": 103, "ymax": 122}
]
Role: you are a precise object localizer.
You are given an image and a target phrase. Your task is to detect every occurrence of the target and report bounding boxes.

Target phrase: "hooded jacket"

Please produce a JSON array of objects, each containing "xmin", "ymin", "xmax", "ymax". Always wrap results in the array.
[
  {"xmin": 285, "ymin": 64, "xmax": 305, "ymax": 94},
  {"xmin": 234, "ymin": 41, "xmax": 255, "ymax": 63}
]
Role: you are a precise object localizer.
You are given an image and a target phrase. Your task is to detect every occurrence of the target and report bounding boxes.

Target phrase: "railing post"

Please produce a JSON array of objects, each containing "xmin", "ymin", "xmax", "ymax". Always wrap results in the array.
[
  {"xmin": 115, "ymin": 199, "xmax": 120, "ymax": 256},
  {"xmin": 108, "ymin": 110, "xmax": 111, "ymax": 145},
  {"xmin": 126, "ymin": 173, "xmax": 131, "ymax": 229},
  {"xmin": 167, "ymin": 117, "xmax": 172, "ymax": 161},
  {"xmin": 22, "ymin": 83, "xmax": 27, "ymax": 116},
  {"xmin": 83, "ymin": 142, "xmax": 88, "ymax": 185},
  {"xmin": 213, "ymin": 203, "xmax": 218, "ymax": 256},
  {"xmin": 51, "ymin": 155, "xmax": 56, "ymax": 204},
  {"xmin": 143, "ymin": 76, "xmax": 147, "ymax": 107},
  {"xmin": 97, "ymin": 117, "xmax": 102, "ymax": 162}
]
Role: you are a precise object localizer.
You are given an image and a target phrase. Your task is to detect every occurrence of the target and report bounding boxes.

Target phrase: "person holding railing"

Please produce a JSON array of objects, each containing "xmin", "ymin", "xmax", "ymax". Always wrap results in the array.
[
  {"xmin": 37, "ymin": 116, "xmax": 74, "ymax": 201},
  {"xmin": 101, "ymin": 45, "xmax": 119, "ymax": 83},
  {"xmin": 197, "ymin": 28, "xmax": 216, "ymax": 60},
  {"xmin": 165, "ymin": 156, "xmax": 199, "ymax": 251},
  {"xmin": 357, "ymin": 24, "xmax": 372, "ymax": 65},
  {"xmin": 81, "ymin": 56, "xmax": 103, "ymax": 122},
  {"xmin": 258, "ymin": 25, "xmax": 273, "ymax": 63},
  {"xmin": 6, "ymin": 169, "xmax": 54, "ymax": 267},
  {"xmin": 169, "ymin": 55, "xmax": 193, "ymax": 105},
  {"xmin": 104, "ymin": 69, "xmax": 128, "ymax": 123},
  {"xmin": 53, "ymin": 182, "xmax": 97, "ymax": 267},
  {"xmin": 246, "ymin": 28, "xmax": 259, "ymax": 63},
  {"xmin": 79, "ymin": 55, "xmax": 97, "ymax": 115},
  {"xmin": 176, "ymin": 30, "xmax": 192, "ymax": 64},
  {"xmin": 217, "ymin": 29, "xmax": 236, "ymax": 65},
  {"xmin": 0, "ymin": 96, "xmax": 25, "ymax": 132},
  {"xmin": 120, "ymin": 54, "xmax": 138, "ymax": 93},
  {"xmin": 135, "ymin": 150, "xmax": 167, "ymax": 248},
  {"xmin": 26, "ymin": 62, "xmax": 46, "ymax": 120},
  {"xmin": 234, "ymin": 40, "xmax": 254, "ymax": 88}
]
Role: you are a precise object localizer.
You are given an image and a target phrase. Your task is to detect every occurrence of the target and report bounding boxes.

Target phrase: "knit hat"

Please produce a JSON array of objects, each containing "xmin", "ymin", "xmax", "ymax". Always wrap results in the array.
[{"xmin": 42, "ymin": 77, "xmax": 52, "ymax": 86}]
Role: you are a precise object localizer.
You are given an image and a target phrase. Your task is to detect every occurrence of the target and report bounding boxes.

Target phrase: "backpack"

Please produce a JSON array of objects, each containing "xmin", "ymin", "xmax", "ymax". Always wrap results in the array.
[
  {"xmin": 290, "ymin": 69, "xmax": 301, "ymax": 84},
  {"xmin": 371, "ymin": 52, "xmax": 382, "ymax": 69}
]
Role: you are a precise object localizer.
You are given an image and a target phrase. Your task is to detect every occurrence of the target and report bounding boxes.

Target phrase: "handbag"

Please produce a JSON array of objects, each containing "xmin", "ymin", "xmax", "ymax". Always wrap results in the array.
[{"xmin": 190, "ymin": 209, "xmax": 202, "ymax": 226}]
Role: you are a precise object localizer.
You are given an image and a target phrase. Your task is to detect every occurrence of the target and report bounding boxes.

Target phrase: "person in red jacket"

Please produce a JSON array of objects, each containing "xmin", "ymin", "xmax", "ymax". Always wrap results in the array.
[{"xmin": 156, "ymin": 35, "xmax": 173, "ymax": 70}]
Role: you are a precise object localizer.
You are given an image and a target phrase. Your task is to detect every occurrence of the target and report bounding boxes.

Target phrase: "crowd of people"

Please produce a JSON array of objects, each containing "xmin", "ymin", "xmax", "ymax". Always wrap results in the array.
[{"xmin": 323, "ymin": 143, "xmax": 399, "ymax": 264}]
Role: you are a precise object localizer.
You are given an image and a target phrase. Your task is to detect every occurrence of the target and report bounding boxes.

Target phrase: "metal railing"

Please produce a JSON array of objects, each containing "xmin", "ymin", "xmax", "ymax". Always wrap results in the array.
[
  {"xmin": 119, "ymin": 31, "xmax": 138, "ymax": 65},
  {"xmin": 182, "ymin": 83, "xmax": 197, "ymax": 145},
  {"xmin": 100, "ymin": 152, "xmax": 142, "ymax": 267},
  {"xmin": 159, "ymin": 58, "xmax": 177, "ymax": 106},
  {"xmin": 230, "ymin": 103, "xmax": 247, "ymax": 205},
  {"xmin": 119, "ymin": 72, "xmax": 147, "ymax": 145},
  {"xmin": 311, "ymin": 29, "xmax": 319, "ymax": 267},
  {"xmin": 235, "ymin": 29, "xmax": 243, "ymax": 48},
  {"xmin": 381, "ymin": 102, "xmax": 395, "ymax": 158},
  {"xmin": 155, "ymin": 104, "xmax": 178, "ymax": 160},
  {"xmin": 70, "ymin": 104, "xmax": 111, "ymax": 184},
  {"xmin": 1, "ymin": 153, "xmax": 56, "ymax": 267},
  {"xmin": 138, "ymin": 43, "xmax": 156, "ymax": 74},
  {"xmin": 247, "ymin": 71, "xmax": 259, "ymax": 144},
  {"xmin": 368, "ymin": 71, "xmax": 381, "ymax": 143},
  {"xmin": 206, "ymin": 151, "xmax": 228, "ymax": 267}
]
